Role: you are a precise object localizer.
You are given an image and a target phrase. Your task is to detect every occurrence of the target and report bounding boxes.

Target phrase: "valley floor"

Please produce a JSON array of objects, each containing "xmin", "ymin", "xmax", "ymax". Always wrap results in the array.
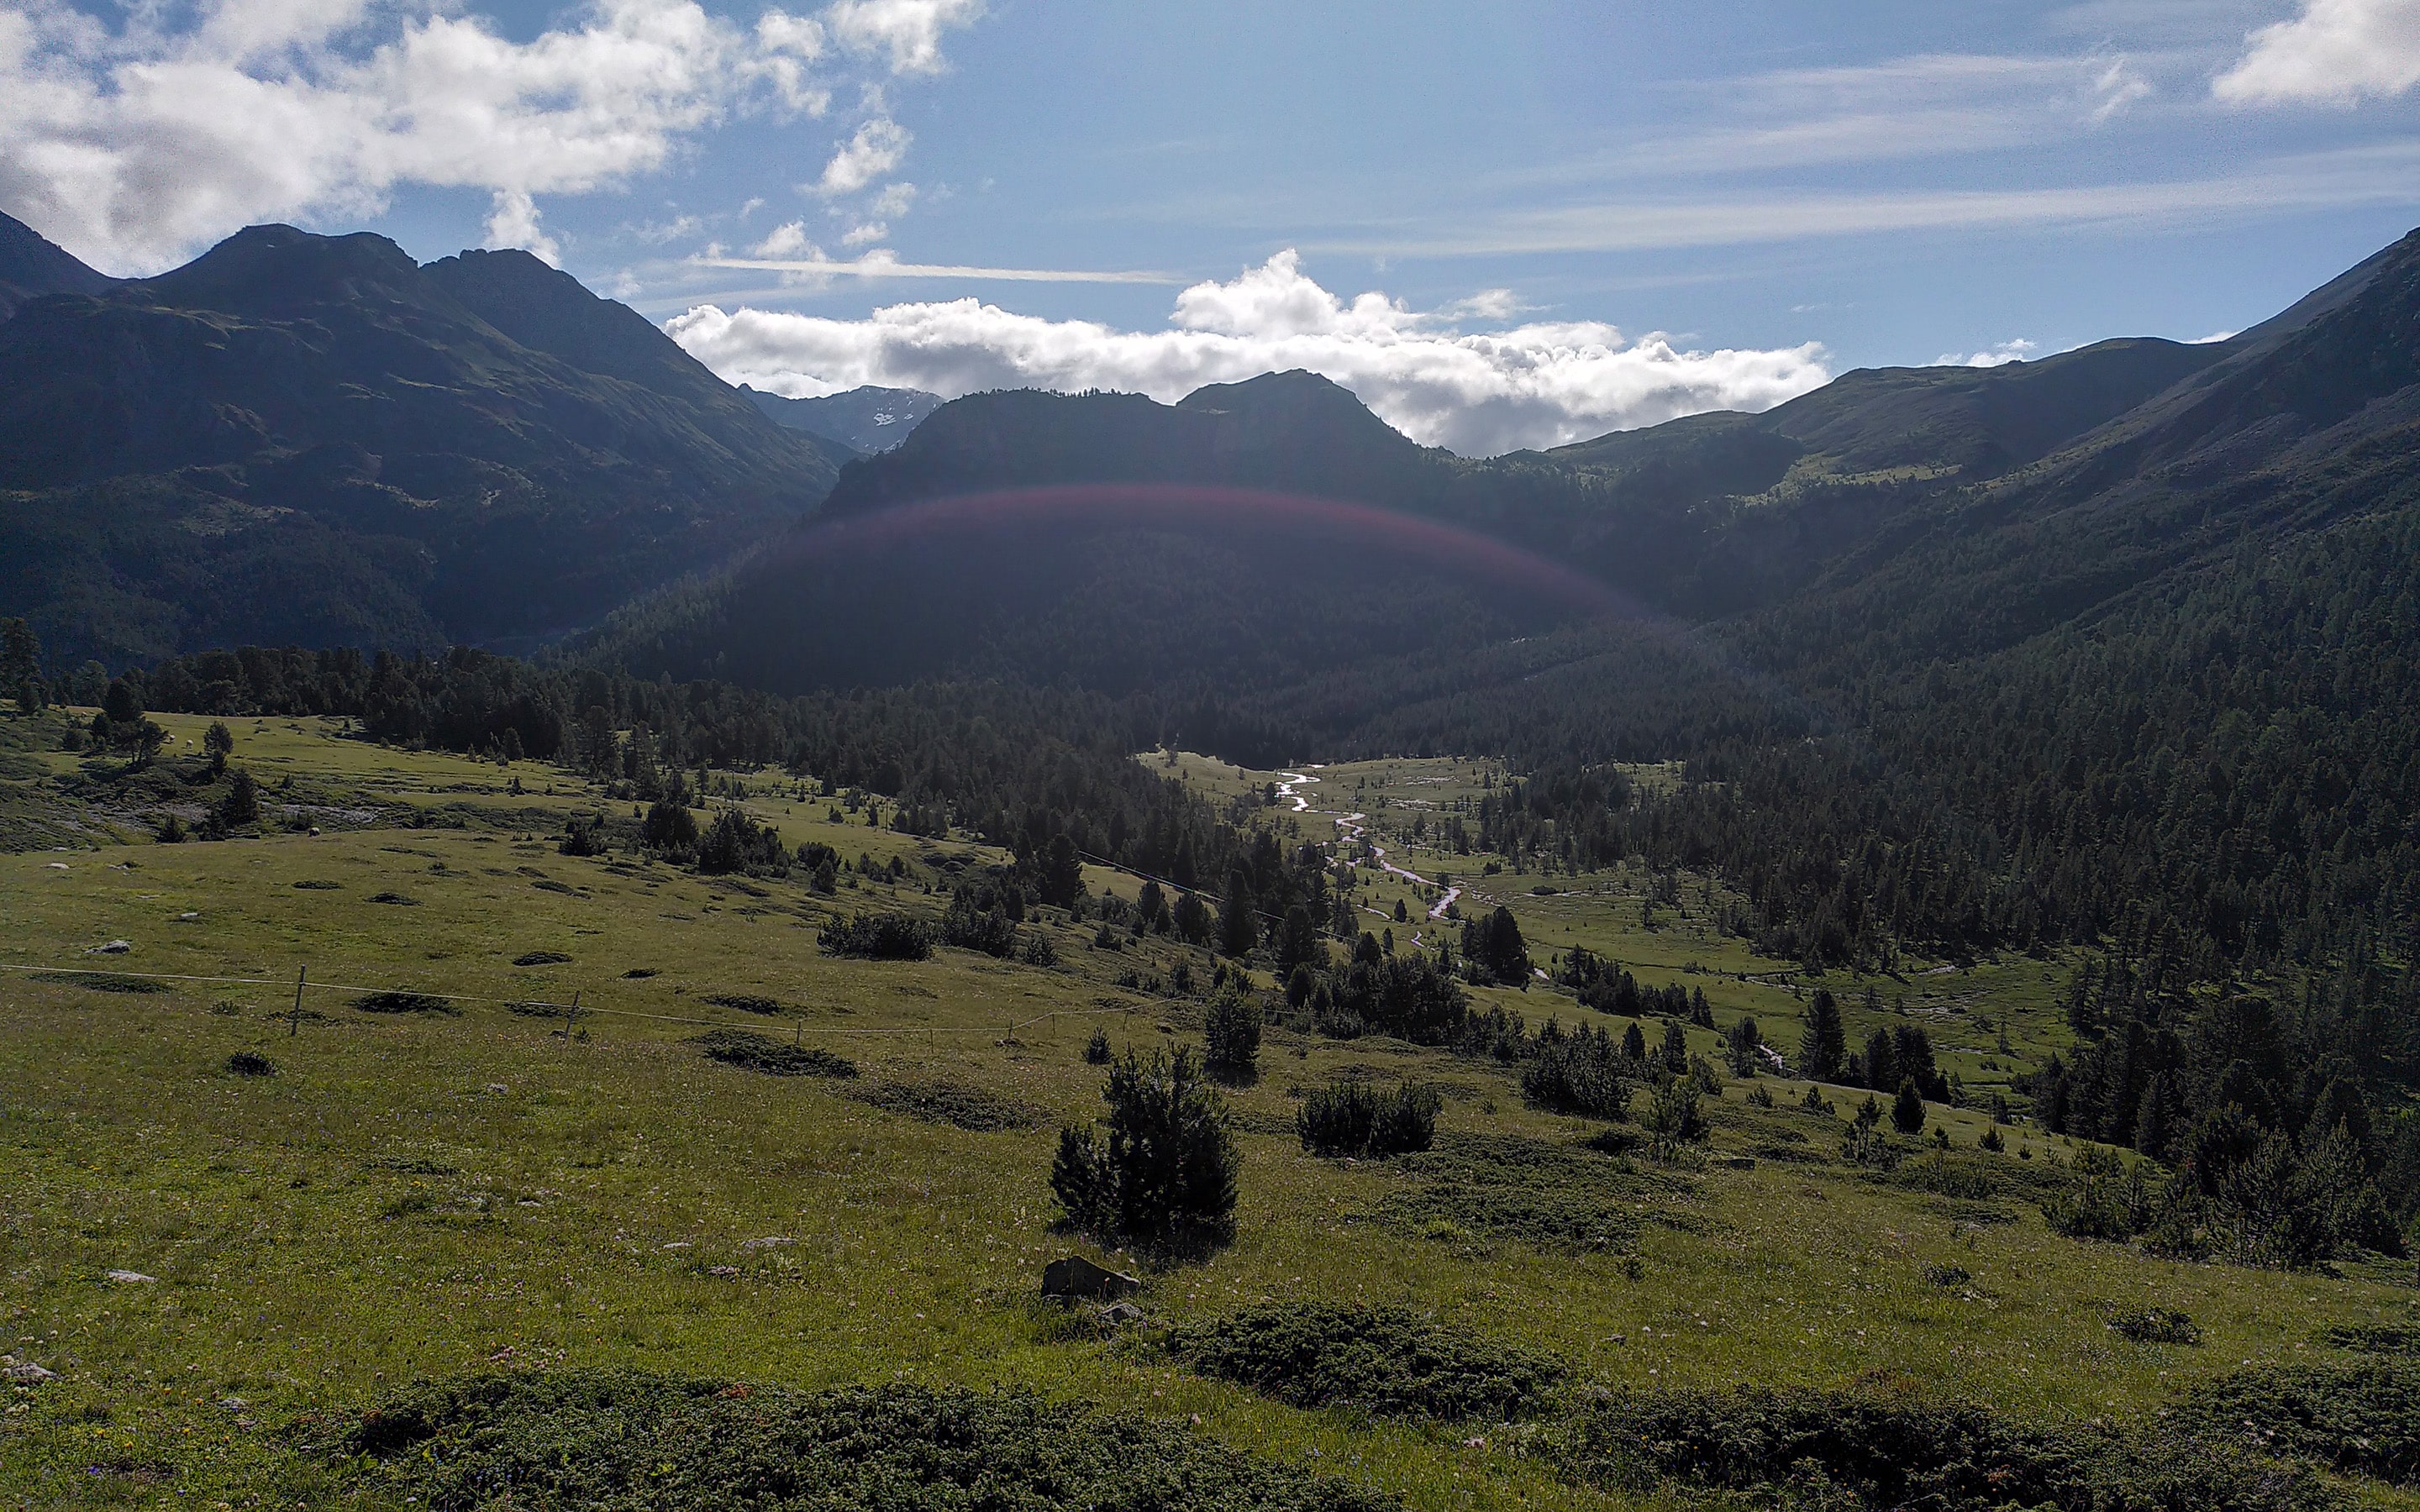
[{"xmin": 1, "ymin": 717, "xmax": 2413, "ymax": 1509}]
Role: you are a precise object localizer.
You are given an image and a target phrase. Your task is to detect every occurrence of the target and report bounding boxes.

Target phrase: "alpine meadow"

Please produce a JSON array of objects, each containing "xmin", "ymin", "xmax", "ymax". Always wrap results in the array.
[{"xmin": 5, "ymin": 4, "xmax": 2420, "ymax": 1509}]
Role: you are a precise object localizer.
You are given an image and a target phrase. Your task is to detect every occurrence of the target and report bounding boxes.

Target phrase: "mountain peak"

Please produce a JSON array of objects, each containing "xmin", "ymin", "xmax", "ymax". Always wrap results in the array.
[
  {"xmin": 0, "ymin": 209, "xmax": 116, "ymax": 321},
  {"xmin": 139, "ymin": 223, "xmax": 427, "ymax": 313}
]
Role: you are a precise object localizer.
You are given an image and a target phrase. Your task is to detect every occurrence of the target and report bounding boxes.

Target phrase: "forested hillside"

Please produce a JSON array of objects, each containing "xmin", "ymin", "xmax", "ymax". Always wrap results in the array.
[{"xmin": 0, "ymin": 217, "xmax": 849, "ymax": 664}]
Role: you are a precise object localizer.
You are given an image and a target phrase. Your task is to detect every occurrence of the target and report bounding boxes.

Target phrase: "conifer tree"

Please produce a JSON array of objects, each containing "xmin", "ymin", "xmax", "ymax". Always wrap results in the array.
[{"xmin": 1799, "ymin": 989, "xmax": 1846, "ymax": 1083}]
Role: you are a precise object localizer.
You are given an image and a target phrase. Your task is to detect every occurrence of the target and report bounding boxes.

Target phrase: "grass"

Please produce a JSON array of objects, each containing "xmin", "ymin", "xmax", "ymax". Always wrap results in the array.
[{"xmin": 0, "ymin": 719, "xmax": 2415, "ymax": 1509}]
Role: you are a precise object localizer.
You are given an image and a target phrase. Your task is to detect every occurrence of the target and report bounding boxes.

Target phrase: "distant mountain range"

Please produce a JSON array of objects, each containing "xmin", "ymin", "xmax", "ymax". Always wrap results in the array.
[
  {"xmin": 744, "ymin": 385, "xmax": 943, "ymax": 454},
  {"xmin": 0, "ymin": 215, "xmax": 851, "ymax": 662}
]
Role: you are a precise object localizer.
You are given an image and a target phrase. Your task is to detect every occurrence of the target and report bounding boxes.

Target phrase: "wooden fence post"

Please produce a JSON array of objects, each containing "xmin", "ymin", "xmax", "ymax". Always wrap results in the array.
[{"xmin": 289, "ymin": 965, "xmax": 306, "ymax": 1037}]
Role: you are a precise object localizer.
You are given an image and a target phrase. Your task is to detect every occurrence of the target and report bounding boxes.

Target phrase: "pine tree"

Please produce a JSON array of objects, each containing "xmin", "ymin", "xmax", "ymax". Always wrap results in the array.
[
  {"xmin": 1800, "ymin": 989, "xmax": 1846, "ymax": 1082},
  {"xmin": 1892, "ymin": 1077, "xmax": 1927, "ymax": 1135},
  {"xmin": 1218, "ymin": 869, "xmax": 1260, "ymax": 957}
]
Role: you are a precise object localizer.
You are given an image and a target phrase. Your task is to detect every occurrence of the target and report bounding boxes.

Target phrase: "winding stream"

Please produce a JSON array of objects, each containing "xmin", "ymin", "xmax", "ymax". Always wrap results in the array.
[{"xmin": 1276, "ymin": 769, "xmax": 1461, "ymax": 935}]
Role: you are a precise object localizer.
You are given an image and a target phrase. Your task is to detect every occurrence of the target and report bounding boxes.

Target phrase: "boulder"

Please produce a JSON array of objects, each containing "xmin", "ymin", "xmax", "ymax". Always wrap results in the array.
[
  {"xmin": 4, "ymin": 1360, "xmax": 57, "ymax": 1383},
  {"xmin": 1041, "ymin": 1254, "xmax": 1139, "ymax": 1301}
]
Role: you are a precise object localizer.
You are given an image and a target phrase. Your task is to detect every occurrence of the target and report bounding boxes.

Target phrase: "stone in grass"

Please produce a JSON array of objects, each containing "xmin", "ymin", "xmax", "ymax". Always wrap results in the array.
[
  {"xmin": 1042, "ymin": 1254, "xmax": 1139, "ymax": 1302},
  {"xmin": 3, "ymin": 1359, "xmax": 57, "ymax": 1383},
  {"xmin": 87, "ymin": 939, "xmax": 131, "ymax": 954},
  {"xmin": 104, "ymin": 1269, "xmax": 157, "ymax": 1284}
]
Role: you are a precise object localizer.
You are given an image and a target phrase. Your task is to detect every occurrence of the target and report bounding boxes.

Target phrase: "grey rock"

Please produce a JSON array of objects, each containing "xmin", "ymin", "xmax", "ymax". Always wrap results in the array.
[
  {"xmin": 1041, "ymin": 1254, "xmax": 1139, "ymax": 1301},
  {"xmin": 4, "ymin": 1362, "xmax": 57, "ymax": 1383}
]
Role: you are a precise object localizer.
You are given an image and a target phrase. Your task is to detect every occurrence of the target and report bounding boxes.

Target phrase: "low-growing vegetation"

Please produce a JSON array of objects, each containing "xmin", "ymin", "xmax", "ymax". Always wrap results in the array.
[
  {"xmin": 1560, "ymin": 1383, "xmax": 2344, "ymax": 1511},
  {"xmin": 2180, "ymin": 1362, "xmax": 2420, "ymax": 1486},
  {"xmin": 1166, "ymin": 1303, "xmax": 1563, "ymax": 1421},
  {"xmin": 690, "ymin": 1027, "xmax": 859, "ymax": 1078},
  {"xmin": 348, "ymin": 1369, "xmax": 1398, "ymax": 1510},
  {"xmin": 1297, "ymin": 1080, "xmax": 1440, "ymax": 1158}
]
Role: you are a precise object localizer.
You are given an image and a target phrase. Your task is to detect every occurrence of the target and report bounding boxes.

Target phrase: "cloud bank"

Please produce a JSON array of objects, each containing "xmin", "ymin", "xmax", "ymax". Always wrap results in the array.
[
  {"xmin": 666, "ymin": 250, "xmax": 1831, "ymax": 457},
  {"xmin": 0, "ymin": 0, "xmax": 978, "ymax": 274},
  {"xmin": 2215, "ymin": 0, "xmax": 2420, "ymax": 105}
]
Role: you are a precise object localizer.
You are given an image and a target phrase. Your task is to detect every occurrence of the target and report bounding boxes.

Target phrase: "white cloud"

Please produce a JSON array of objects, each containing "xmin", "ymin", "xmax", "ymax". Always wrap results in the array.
[
  {"xmin": 824, "ymin": 0, "xmax": 983, "ymax": 76},
  {"xmin": 869, "ymin": 181, "xmax": 918, "ymax": 218},
  {"xmin": 2089, "ymin": 58, "xmax": 2154, "ymax": 119},
  {"xmin": 482, "ymin": 187, "xmax": 560, "ymax": 265},
  {"xmin": 666, "ymin": 249, "xmax": 1830, "ymax": 457},
  {"xmin": 753, "ymin": 218, "xmax": 818, "ymax": 257},
  {"xmin": 0, "ymin": 0, "xmax": 976, "ymax": 275},
  {"xmin": 2214, "ymin": 0, "xmax": 2420, "ymax": 105},
  {"xmin": 813, "ymin": 115, "xmax": 911, "ymax": 196},
  {"xmin": 1333, "ymin": 139, "xmax": 2420, "ymax": 257},
  {"xmin": 841, "ymin": 221, "xmax": 889, "ymax": 245},
  {"xmin": 1934, "ymin": 338, "xmax": 2039, "ymax": 367}
]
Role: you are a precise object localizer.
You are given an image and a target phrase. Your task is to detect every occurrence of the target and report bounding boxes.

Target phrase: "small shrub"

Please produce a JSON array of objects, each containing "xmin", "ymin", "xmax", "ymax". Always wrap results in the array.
[
  {"xmin": 849, "ymin": 1079, "xmax": 1043, "ymax": 1132},
  {"xmin": 1083, "ymin": 1027, "xmax": 1113, "ymax": 1064},
  {"xmin": 29, "ymin": 970, "xmax": 170, "ymax": 994},
  {"xmin": 559, "ymin": 814, "xmax": 609, "ymax": 857},
  {"xmin": 225, "ymin": 1050, "xmax": 276, "ymax": 1077},
  {"xmin": 1203, "ymin": 985, "xmax": 1262, "ymax": 1079},
  {"xmin": 1052, "ymin": 1047, "xmax": 1238, "ymax": 1251},
  {"xmin": 1020, "ymin": 929, "xmax": 1058, "ymax": 967},
  {"xmin": 1923, "ymin": 1263, "xmax": 1971, "ymax": 1288},
  {"xmin": 1298, "ymin": 1081, "xmax": 1439, "ymax": 1158},
  {"xmin": 1560, "ymin": 1383, "xmax": 2341, "ymax": 1511},
  {"xmin": 691, "ymin": 1028, "xmax": 856, "ymax": 1079},
  {"xmin": 292, "ymin": 879, "xmax": 342, "ymax": 890},
  {"xmin": 702, "ymin": 992, "xmax": 786, "ymax": 1015},
  {"xmin": 1521, "ymin": 1022, "xmax": 1631, "ymax": 1119},
  {"xmin": 2179, "ymin": 1360, "xmax": 2420, "ymax": 1485},
  {"xmin": 2323, "ymin": 1325, "xmax": 2420, "ymax": 1356},
  {"xmin": 1643, "ymin": 1078, "xmax": 1708, "ymax": 1162},
  {"xmin": 367, "ymin": 891, "xmax": 420, "ymax": 906},
  {"xmin": 818, "ymin": 912, "xmax": 934, "ymax": 961},
  {"xmin": 1166, "ymin": 1303, "xmax": 1562, "ymax": 1420},
  {"xmin": 345, "ymin": 1370, "xmax": 1397, "ymax": 1511},
  {"xmin": 2107, "ymin": 1308, "xmax": 2200, "ymax": 1346},
  {"xmin": 512, "ymin": 950, "xmax": 572, "ymax": 967},
  {"xmin": 351, "ymin": 990, "xmax": 458, "ymax": 1015}
]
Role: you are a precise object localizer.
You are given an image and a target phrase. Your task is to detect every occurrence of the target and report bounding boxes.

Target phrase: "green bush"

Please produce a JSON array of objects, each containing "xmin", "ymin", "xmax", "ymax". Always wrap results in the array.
[
  {"xmin": 818, "ymin": 912, "xmax": 934, "ymax": 960},
  {"xmin": 2179, "ymin": 1361, "xmax": 2420, "ymax": 1485},
  {"xmin": 1084, "ymin": 1027, "xmax": 1113, "ymax": 1064},
  {"xmin": 702, "ymin": 991, "xmax": 785, "ymax": 1014},
  {"xmin": 1203, "ymin": 984, "xmax": 1262, "ymax": 1079},
  {"xmin": 345, "ymin": 1369, "xmax": 1397, "ymax": 1510},
  {"xmin": 1297, "ymin": 1081, "xmax": 1439, "ymax": 1158},
  {"xmin": 1052, "ymin": 1047, "xmax": 1238, "ymax": 1250},
  {"xmin": 350, "ymin": 990, "xmax": 456, "ymax": 1015},
  {"xmin": 1166, "ymin": 1303, "xmax": 1561, "ymax": 1421},
  {"xmin": 690, "ymin": 1028, "xmax": 857, "ymax": 1079},
  {"xmin": 28, "ymin": 970, "xmax": 170, "ymax": 994},
  {"xmin": 850, "ymin": 1079, "xmax": 1042, "ymax": 1131},
  {"xmin": 1559, "ymin": 1383, "xmax": 2341, "ymax": 1511},
  {"xmin": 224, "ymin": 1050, "xmax": 275, "ymax": 1077},
  {"xmin": 2323, "ymin": 1325, "xmax": 2420, "ymax": 1356},
  {"xmin": 1519, "ymin": 1021, "xmax": 1630, "ymax": 1119}
]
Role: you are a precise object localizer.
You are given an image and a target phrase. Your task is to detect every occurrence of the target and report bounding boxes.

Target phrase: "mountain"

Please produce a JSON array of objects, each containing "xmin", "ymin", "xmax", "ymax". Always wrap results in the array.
[
  {"xmin": 587, "ymin": 338, "xmax": 2245, "ymax": 696},
  {"xmin": 0, "ymin": 211, "xmax": 114, "ymax": 322},
  {"xmin": 0, "ymin": 223, "xmax": 843, "ymax": 661},
  {"xmin": 744, "ymin": 384, "xmax": 943, "ymax": 453}
]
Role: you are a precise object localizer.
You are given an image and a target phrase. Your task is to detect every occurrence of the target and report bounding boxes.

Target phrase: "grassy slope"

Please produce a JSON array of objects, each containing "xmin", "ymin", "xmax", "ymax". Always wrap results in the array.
[{"xmin": 1, "ymin": 719, "xmax": 2414, "ymax": 1509}]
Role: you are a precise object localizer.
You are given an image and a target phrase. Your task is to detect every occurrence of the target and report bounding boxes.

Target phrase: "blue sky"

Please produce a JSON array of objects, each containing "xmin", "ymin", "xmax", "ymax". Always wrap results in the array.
[{"xmin": 6, "ymin": 0, "xmax": 2418, "ymax": 451}]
